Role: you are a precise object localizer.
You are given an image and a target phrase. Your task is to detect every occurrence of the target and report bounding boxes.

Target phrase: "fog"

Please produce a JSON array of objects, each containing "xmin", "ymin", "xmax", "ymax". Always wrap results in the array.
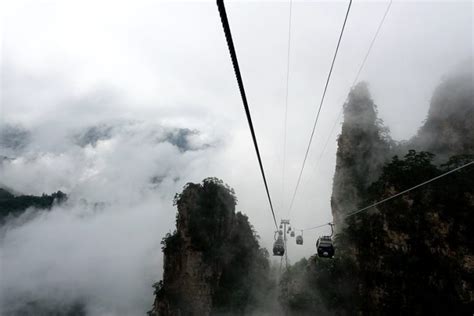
[{"xmin": 0, "ymin": 0, "xmax": 472, "ymax": 314}]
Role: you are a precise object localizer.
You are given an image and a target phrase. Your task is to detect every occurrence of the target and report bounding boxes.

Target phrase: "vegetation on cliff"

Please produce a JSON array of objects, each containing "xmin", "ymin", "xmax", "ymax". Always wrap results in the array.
[
  {"xmin": 151, "ymin": 178, "xmax": 274, "ymax": 315},
  {"xmin": 281, "ymin": 150, "xmax": 473, "ymax": 314}
]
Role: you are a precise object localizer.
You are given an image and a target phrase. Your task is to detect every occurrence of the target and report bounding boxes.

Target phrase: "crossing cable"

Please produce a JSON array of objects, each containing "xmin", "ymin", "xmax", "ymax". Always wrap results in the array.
[
  {"xmin": 344, "ymin": 160, "xmax": 474, "ymax": 218},
  {"xmin": 298, "ymin": 159, "xmax": 474, "ymax": 230},
  {"xmin": 217, "ymin": 0, "xmax": 278, "ymax": 229},
  {"xmin": 282, "ymin": 0, "xmax": 293, "ymax": 215},
  {"xmin": 315, "ymin": 0, "xmax": 393, "ymax": 169},
  {"xmin": 297, "ymin": 222, "xmax": 330, "ymax": 232},
  {"xmin": 287, "ymin": 0, "xmax": 353, "ymax": 217}
]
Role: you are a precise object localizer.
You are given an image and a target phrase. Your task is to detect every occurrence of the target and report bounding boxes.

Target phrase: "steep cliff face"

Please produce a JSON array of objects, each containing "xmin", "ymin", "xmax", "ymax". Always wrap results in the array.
[
  {"xmin": 280, "ymin": 69, "xmax": 473, "ymax": 315},
  {"xmin": 152, "ymin": 184, "xmax": 219, "ymax": 315},
  {"xmin": 331, "ymin": 82, "xmax": 391, "ymax": 227},
  {"xmin": 149, "ymin": 178, "xmax": 272, "ymax": 316},
  {"xmin": 283, "ymin": 151, "xmax": 473, "ymax": 315},
  {"xmin": 327, "ymin": 70, "xmax": 473, "ymax": 313},
  {"xmin": 332, "ymin": 69, "xmax": 473, "ymax": 227},
  {"xmin": 343, "ymin": 152, "xmax": 474, "ymax": 314}
]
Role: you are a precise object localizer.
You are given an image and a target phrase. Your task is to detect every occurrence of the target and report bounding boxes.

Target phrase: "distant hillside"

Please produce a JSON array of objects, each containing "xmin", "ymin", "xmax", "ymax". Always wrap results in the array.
[
  {"xmin": 0, "ymin": 188, "xmax": 67, "ymax": 224},
  {"xmin": 2, "ymin": 301, "xmax": 86, "ymax": 316},
  {"xmin": 73, "ymin": 122, "xmax": 202, "ymax": 152},
  {"xmin": 0, "ymin": 124, "xmax": 30, "ymax": 153}
]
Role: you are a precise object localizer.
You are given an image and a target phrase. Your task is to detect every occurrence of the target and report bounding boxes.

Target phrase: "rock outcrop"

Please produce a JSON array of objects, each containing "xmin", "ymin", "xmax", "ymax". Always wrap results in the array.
[
  {"xmin": 281, "ymin": 68, "xmax": 474, "ymax": 315},
  {"xmin": 331, "ymin": 82, "xmax": 391, "ymax": 227},
  {"xmin": 149, "ymin": 178, "xmax": 272, "ymax": 316},
  {"xmin": 332, "ymin": 68, "xmax": 473, "ymax": 228}
]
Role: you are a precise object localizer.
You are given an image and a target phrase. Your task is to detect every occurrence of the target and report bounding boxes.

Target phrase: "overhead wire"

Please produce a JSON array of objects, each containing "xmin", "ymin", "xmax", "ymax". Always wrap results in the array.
[
  {"xmin": 282, "ymin": 0, "xmax": 293, "ymax": 216},
  {"xmin": 298, "ymin": 222, "xmax": 330, "ymax": 232},
  {"xmin": 216, "ymin": 0, "xmax": 278, "ymax": 229},
  {"xmin": 344, "ymin": 160, "xmax": 474, "ymax": 218},
  {"xmin": 287, "ymin": 0, "xmax": 353, "ymax": 217},
  {"xmin": 314, "ymin": 0, "xmax": 393, "ymax": 170},
  {"xmin": 294, "ymin": 0, "xmax": 393, "ymax": 232}
]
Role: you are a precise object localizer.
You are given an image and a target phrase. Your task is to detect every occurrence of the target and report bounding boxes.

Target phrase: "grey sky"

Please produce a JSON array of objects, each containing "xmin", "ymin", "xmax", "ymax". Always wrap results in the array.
[{"xmin": 0, "ymin": 0, "xmax": 472, "ymax": 314}]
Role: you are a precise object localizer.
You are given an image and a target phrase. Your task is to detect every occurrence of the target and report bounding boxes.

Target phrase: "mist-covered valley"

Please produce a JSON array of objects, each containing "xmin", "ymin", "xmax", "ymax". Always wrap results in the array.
[
  {"xmin": 1, "ymin": 65, "xmax": 472, "ymax": 315},
  {"xmin": 0, "ymin": 120, "xmax": 219, "ymax": 315}
]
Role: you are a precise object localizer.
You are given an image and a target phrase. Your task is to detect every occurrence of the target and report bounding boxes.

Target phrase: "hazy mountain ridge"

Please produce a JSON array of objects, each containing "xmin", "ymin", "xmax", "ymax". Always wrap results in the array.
[
  {"xmin": 0, "ymin": 120, "xmax": 212, "ymax": 201},
  {"xmin": 73, "ymin": 121, "xmax": 203, "ymax": 153},
  {"xmin": 411, "ymin": 69, "xmax": 474, "ymax": 158},
  {"xmin": 0, "ymin": 124, "xmax": 31, "ymax": 157},
  {"xmin": 0, "ymin": 121, "xmax": 207, "ymax": 157}
]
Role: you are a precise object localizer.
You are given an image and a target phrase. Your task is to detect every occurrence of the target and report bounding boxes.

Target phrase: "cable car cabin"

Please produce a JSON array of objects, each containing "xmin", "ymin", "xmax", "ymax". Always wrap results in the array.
[
  {"xmin": 273, "ymin": 237, "xmax": 285, "ymax": 256},
  {"xmin": 296, "ymin": 235, "xmax": 303, "ymax": 245},
  {"xmin": 290, "ymin": 231, "xmax": 295, "ymax": 237},
  {"xmin": 316, "ymin": 236, "xmax": 334, "ymax": 258}
]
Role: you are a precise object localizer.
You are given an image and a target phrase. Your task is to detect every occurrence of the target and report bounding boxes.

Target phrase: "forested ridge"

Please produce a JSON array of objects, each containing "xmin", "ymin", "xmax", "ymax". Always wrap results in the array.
[{"xmin": 0, "ymin": 188, "xmax": 67, "ymax": 223}]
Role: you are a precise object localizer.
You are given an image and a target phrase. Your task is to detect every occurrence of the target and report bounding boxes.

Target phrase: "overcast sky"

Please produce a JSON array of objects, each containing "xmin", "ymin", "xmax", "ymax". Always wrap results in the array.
[{"xmin": 0, "ymin": 0, "xmax": 472, "ymax": 314}]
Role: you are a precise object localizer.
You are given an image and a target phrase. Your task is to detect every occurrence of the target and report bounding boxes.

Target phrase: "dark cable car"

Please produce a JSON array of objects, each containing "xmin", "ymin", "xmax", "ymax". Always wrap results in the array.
[
  {"xmin": 273, "ymin": 236, "xmax": 285, "ymax": 256},
  {"xmin": 290, "ymin": 231, "xmax": 295, "ymax": 237},
  {"xmin": 296, "ymin": 235, "xmax": 303, "ymax": 245},
  {"xmin": 316, "ymin": 236, "xmax": 334, "ymax": 258},
  {"xmin": 316, "ymin": 223, "xmax": 335, "ymax": 258}
]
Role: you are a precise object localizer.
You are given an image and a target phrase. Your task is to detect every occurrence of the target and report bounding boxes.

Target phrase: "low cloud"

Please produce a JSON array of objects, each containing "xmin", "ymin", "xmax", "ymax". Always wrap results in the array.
[{"xmin": 0, "ymin": 119, "xmax": 220, "ymax": 315}]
